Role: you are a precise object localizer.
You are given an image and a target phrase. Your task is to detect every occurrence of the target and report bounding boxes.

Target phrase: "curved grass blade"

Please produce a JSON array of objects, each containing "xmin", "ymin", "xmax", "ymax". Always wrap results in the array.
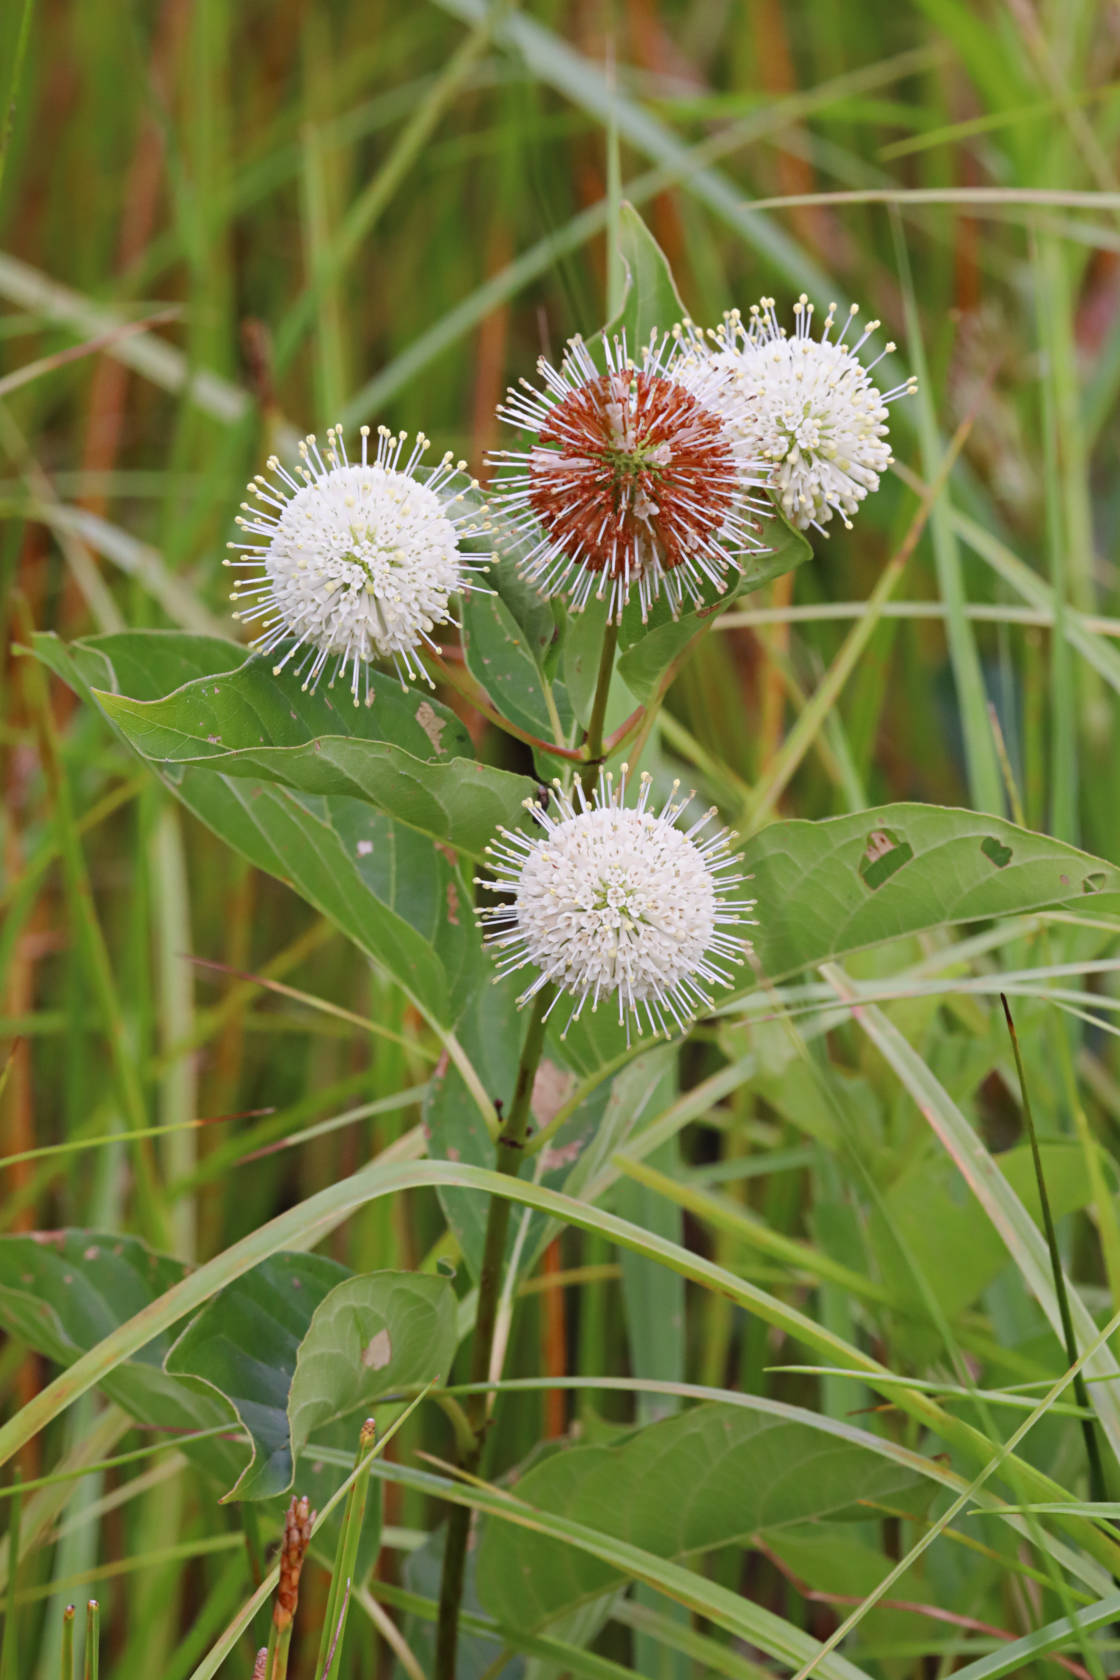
[
  {"xmin": 2, "ymin": 1159, "xmax": 1120, "ymax": 1584},
  {"xmin": 823, "ymin": 968, "xmax": 1120, "ymax": 1470},
  {"xmin": 369, "ymin": 1456, "xmax": 875, "ymax": 1680}
]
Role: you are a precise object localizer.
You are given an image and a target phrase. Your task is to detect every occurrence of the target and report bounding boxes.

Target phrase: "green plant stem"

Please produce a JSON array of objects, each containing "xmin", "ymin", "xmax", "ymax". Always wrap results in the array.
[
  {"xmin": 1, "ymin": 1471, "xmax": 20, "ymax": 1680},
  {"xmin": 314, "ymin": 1418, "xmax": 377, "ymax": 1680},
  {"xmin": 1000, "ymin": 993, "xmax": 1108, "ymax": 1505},
  {"xmin": 82, "ymin": 1603, "xmax": 98, "ymax": 1680},
  {"xmin": 264, "ymin": 1621, "xmax": 291, "ymax": 1680},
  {"xmin": 0, "ymin": 0, "xmax": 34, "ymax": 208},
  {"xmin": 13, "ymin": 599, "xmax": 170, "ymax": 1251},
  {"xmin": 59, "ymin": 1606, "xmax": 75, "ymax": 1680},
  {"xmin": 580, "ymin": 617, "xmax": 620, "ymax": 797},
  {"xmin": 433, "ymin": 984, "xmax": 553, "ymax": 1680}
]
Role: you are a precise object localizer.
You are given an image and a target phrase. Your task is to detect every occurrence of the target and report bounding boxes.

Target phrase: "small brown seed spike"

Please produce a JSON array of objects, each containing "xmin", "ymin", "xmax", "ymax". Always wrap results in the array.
[{"xmin": 273, "ymin": 1493, "xmax": 316, "ymax": 1631}]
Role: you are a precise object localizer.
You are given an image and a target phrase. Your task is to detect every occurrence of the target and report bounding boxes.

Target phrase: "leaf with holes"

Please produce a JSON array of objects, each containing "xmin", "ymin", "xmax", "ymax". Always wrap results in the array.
[
  {"xmin": 476, "ymin": 1402, "xmax": 918, "ymax": 1630},
  {"xmin": 743, "ymin": 802, "xmax": 1120, "ymax": 985}
]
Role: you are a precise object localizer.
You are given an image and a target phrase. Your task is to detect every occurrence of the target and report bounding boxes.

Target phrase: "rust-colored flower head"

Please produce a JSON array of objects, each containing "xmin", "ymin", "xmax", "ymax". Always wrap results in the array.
[{"xmin": 490, "ymin": 332, "xmax": 771, "ymax": 622}]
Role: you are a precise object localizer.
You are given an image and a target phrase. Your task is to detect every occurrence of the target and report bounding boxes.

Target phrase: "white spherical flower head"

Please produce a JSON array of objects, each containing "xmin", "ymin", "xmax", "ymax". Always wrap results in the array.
[
  {"xmin": 479, "ymin": 767, "xmax": 755, "ymax": 1040},
  {"xmin": 489, "ymin": 331, "xmax": 772, "ymax": 623},
  {"xmin": 698, "ymin": 295, "xmax": 917, "ymax": 532},
  {"xmin": 226, "ymin": 423, "xmax": 489, "ymax": 703}
]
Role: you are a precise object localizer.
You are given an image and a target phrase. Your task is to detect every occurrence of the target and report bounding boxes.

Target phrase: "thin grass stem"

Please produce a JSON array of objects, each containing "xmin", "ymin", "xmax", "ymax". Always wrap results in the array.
[{"xmin": 1000, "ymin": 993, "xmax": 1110, "ymax": 1507}]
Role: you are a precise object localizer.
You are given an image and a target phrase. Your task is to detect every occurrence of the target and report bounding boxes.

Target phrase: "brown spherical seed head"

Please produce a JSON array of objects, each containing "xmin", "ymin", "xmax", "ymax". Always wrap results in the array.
[{"xmin": 526, "ymin": 369, "xmax": 738, "ymax": 582}]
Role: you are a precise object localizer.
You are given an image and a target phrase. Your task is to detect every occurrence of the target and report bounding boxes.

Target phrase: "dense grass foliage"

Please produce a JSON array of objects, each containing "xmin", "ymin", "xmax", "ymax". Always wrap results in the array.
[{"xmin": 4, "ymin": 2, "xmax": 1120, "ymax": 1677}]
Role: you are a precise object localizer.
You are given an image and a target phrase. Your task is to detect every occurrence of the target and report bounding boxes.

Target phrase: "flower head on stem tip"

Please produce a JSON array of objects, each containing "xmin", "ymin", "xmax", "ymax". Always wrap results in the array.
[
  {"xmin": 690, "ymin": 294, "xmax": 917, "ymax": 533},
  {"xmin": 478, "ymin": 765, "xmax": 754, "ymax": 1042},
  {"xmin": 225, "ymin": 422, "xmax": 491, "ymax": 704},
  {"xmin": 489, "ymin": 330, "xmax": 773, "ymax": 623}
]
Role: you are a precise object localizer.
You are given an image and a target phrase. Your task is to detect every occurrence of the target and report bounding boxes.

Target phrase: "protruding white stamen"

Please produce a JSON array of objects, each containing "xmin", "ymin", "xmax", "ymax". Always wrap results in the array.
[
  {"xmin": 489, "ymin": 332, "xmax": 773, "ymax": 623},
  {"xmin": 228, "ymin": 423, "xmax": 488, "ymax": 700},
  {"xmin": 478, "ymin": 768, "xmax": 754, "ymax": 1042},
  {"xmin": 687, "ymin": 298, "xmax": 915, "ymax": 533}
]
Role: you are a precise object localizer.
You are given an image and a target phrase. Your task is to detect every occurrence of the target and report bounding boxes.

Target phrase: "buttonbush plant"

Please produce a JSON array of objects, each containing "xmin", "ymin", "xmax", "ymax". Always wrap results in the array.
[{"xmin": 3, "ymin": 10, "xmax": 1120, "ymax": 1680}]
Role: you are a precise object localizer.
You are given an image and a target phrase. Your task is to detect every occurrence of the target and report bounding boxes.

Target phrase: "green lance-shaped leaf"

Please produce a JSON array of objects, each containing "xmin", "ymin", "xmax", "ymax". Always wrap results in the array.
[
  {"xmin": 167, "ymin": 1266, "xmax": 457, "ymax": 1500},
  {"xmin": 315, "ymin": 1419, "xmax": 380, "ymax": 1680},
  {"xmin": 462, "ymin": 587, "xmax": 555, "ymax": 742},
  {"xmin": 461, "ymin": 549, "xmax": 568, "ymax": 753},
  {"xmin": 605, "ymin": 201, "xmax": 688, "ymax": 349},
  {"xmin": 742, "ymin": 802, "xmax": 1120, "ymax": 987},
  {"xmin": 76, "ymin": 642, "xmax": 535, "ymax": 859},
  {"xmin": 30, "ymin": 632, "xmax": 487, "ymax": 1025},
  {"xmin": 475, "ymin": 1401, "xmax": 918, "ymax": 1631}
]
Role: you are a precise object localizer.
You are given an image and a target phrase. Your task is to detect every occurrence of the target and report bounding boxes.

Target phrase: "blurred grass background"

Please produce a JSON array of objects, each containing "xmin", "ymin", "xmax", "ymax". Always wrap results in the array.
[{"xmin": 5, "ymin": 0, "xmax": 1120, "ymax": 1674}]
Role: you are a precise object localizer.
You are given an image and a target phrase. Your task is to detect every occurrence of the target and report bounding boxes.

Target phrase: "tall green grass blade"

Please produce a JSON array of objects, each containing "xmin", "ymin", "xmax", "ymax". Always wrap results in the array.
[
  {"xmin": 276, "ymin": 5, "xmax": 503, "ymax": 376},
  {"xmin": 59, "ymin": 1605, "xmax": 75, "ymax": 1680},
  {"xmin": 787, "ymin": 1303, "xmax": 1120, "ymax": 1680},
  {"xmin": 0, "ymin": 254, "xmax": 252, "ymax": 426},
  {"xmin": 891, "ymin": 215, "xmax": 1004, "ymax": 816},
  {"xmin": 16, "ymin": 608, "xmax": 170, "ymax": 1249},
  {"xmin": 82, "ymin": 1602, "xmax": 98, "ymax": 1680},
  {"xmin": 0, "ymin": 1471, "xmax": 21, "ymax": 1680},
  {"xmin": 745, "ymin": 412, "xmax": 968, "ymax": 829},
  {"xmin": 949, "ymin": 1590, "xmax": 1120, "ymax": 1680},
  {"xmin": 1035, "ymin": 236, "xmax": 1081, "ymax": 843},
  {"xmin": 430, "ymin": 0, "xmax": 831, "ymax": 293},
  {"xmin": 313, "ymin": 1418, "xmax": 377, "ymax": 1679},
  {"xmin": 1000, "ymin": 993, "xmax": 1108, "ymax": 1500},
  {"xmin": 0, "ymin": 0, "xmax": 34, "ymax": 208},
  {"xmin": 822, "ymin": 964, "xmax": 1120, "ymax": 1458}
]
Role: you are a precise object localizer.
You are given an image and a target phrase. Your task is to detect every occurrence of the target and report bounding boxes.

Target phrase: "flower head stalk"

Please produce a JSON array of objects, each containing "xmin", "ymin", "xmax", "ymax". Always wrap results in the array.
[
  {"xmin": 694, "ymin": 294, "xmax": 917, "ymax": 533},
  {"xmin": 479, "ymin": 766, "xmax": 754, "ymax": 1040},
  {"xmin": 490, "ymin": 331, "xmax": 772, "ymax": 622},
  {"xmin": 226, "ymin": 423, "xmax": 489, "ymax": 703}
]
